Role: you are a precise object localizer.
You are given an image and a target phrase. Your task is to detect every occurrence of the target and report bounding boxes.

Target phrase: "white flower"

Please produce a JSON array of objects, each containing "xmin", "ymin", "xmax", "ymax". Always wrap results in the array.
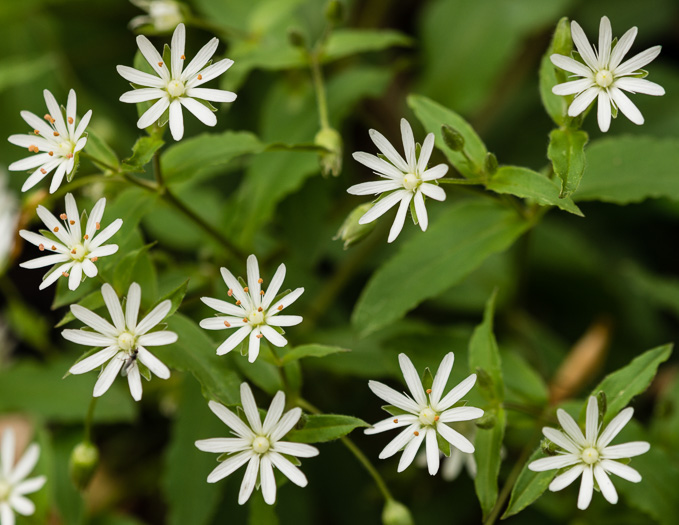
[
  {"xmin": 528, "ymin": 396, "xmax": 650, "ymax": 510},
  {"xmin": 416, "ymin": 422, "xmax": 478, "ymax": 481},
  {"xmin": 348, "ymin": 118, "xmax": 447, "ymax": 243},
  {"xmin": 0, "ymin": 173, "xmax": 19, "ymax": 270},
  {"xmin": 8, "ymin": 89, "xmax": 92, "ymax": 193},
  {"xmin": 196, "ymin": 383, "xmax": 319, "ymax": 505},
  {"xmin": 129, "ymin": 0, "xmax": 184, "ymax": 33},
  {"xmin": 551, "ymin": 16, "xmax": 664, "ymax": 132},
  {"xmin": 199, "ymin": 254, "xmax": 304, "ymax": 363},
  {"xmin": 0, "ymin": 428, "xmax": 47, "ymax": 525},
  {"xmin": 117, "ymin": 23, "xmax": 237, "ymax": 141},
  {"xmin": 365, "ymin": 353, "xmax": 484, "ymax": 475},
  {"xmin": 18, "ymin": 193, "xmax": 122, "ymax": 291},
  {"xmin": 62, "ymin": 282, "xmax": 177, "ymax": 401}
]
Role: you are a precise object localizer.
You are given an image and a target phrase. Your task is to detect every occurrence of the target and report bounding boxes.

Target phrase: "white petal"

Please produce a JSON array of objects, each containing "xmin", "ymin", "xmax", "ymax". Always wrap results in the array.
[
  {"xmin": 552, "ymin": 78, "xmax": 594, "ymax": 96},
  {"xmin": 208, "ymin": 400, "xmax": 254, "ymax": 438},
  {"xmin": 12, "ymin": 476, "xmax": 46, "ymax": 496},
  {"xmin": 199, "ymin": 317, "xmax": 246, "ymax": 330},
  {"xmin": 185, "ymin": 87, "xmax": 237, "ymax": 103},
  {"xmin": 397, "ymin": 353, "xmax": 427, "ymax": 406},
  {"xmin": 137, "ymin": 331, "xmax": 177, "ymax": 346},
  {"xmin": 542, "ymin": 427, "xmax": 579, "ymax": 454},
  {"xmin": 352, "ymin": 151, "xmax": 406, "ymax": 180},
  {"xmin": 89, "ymin": 219, "xmax": 123, "ymax": 249},
  {"xmin": 265, "ymin": 315, "xmax": 302, "ymax": 327},
  {"xmin": 387, "ymin": 193, "xmax": 412, "ymax": 243},
  {"xmin": 438, "ymin": 406, "xmax": 484, "ymax": 423},
  {"xmin": 268, "ymin": 451, "xmax": 308, "ymax": 487},
  {"xmin": 368, "ymin": 380, "xmax": 419, "ymax": 414},
  {"xmin": 171, "ymin": 23, "xmax": 185, "ymax": 78},
  {"xmin": 261, "ymin": 263, "xmax": 286, "ymax": 310},
  {"xmin": 602, "ymin": 441, "xmax": 650, "ymax": 459},
  {"xmin": 1, "ymin": 430, "xmax": 14, "ymax": 478},
  {"xmin": 269, "ymin": 408, "xmax": 303, "ymax": 443},
  {"xmin": 259, "ymin": 325, "xmax": 287, "ymax": 349},
  {"xmin": 182, "ymin": 37, "xmax": 219, "ymax": 80},
  {"xmin": 271, "ymin": 442, "xmax": 319, "ymax": 458},
  {"xmin": 82, "ymin": 259, "xmax": 98, "ymax": 278},
  {"xmin": 88, "ymin": 245, "xmax": 119, "ymax": 258},
  {"xmin": 48, "ymin": 162, "xmax": 67, "ymax": 194},
  {"xmin": 180, "ymin": 97, "xmax": 217, "ymax": 127},
  {"xmin": 206, "ymin": 450, "xmax": 252, "ymax": 483},
  {"xmin": 61, "ymin": 329, "xmax": 115, "ymax": 347},
  {"xmin": 549, "ymin": 463, "xmax": 584, "ymax": 492},
  {"xmin": 568, "ymin": 87, "xmax": 599, "ymax": 117},
  {"xmin": 137, "ymin": 97, "xmax": 170, "ymax": 129},
  {"xmin": 219, "ymin": 267, "xmax": 251, "ymax": 309},
  {"xmin": 0, "ymin": 503, "xmax": 14, "ymax": 525},
  {"xmin": 201, "ymin": 296, "xmax": 244, "ymax": 317},
  {"xmin": 125, "ymin": 282, "xmax": 141, "ymax": 332},
  {"xmin": 268, "ymin": 287, "xmax": 304, "ymax": 314},
  {"xmin": 136, "ymin": 34, "xmax": 170, "ymax": 80},
  {"xmin": 168, "ymin": 99, "xmax": 184, "ymax": 141},
  {"xmin": 240, "ymin": 382, "xmax": 263, "ymax": 434},
  {"xmin": 437, "ymin": 424, "xmax": 474, "ymax": 453},
  {"xmin": 609, "ymin": 87, "xmax": 644, "ymax": 125},
  {"xmin": 116, "ymin": 65, "xmax": 165, "ymax": 88},
  {"xmin": 397, "ymin": 427, "xmax": 425, "ymax": 472},
  {"xmin": 20, "ymin": 160, "xmax": 61, "ymax": 193},
  {"xmin": 425, "ymin": 427, "xmax": 440, "ymax": 475},
  {"xmin": 570, "ymin": 20, "xmax": 598, "ymax": 70},
  {"xmin": 247, "ymin": 329, "xmax": 261, "ymax": 363},
  {"xmin": 585, "ymin": 396, "xmax": 599, "ymax": 445},
  {"xmin": 614, "ymin": 77, "xmax": 665, "ymax": 96},
  {"xmin": 246, "ymin": 254, "xmax": 261, "ymax": 307},
  {"xmin": 194, "ymin": 438, "xmax": 250, "ymax": 453},
  {"xmin": 528, "ymin": 454, "xmax": 580, "ymax": 472},
  {"xmin": 43, "ymin": 89, "xmax": 68, "ymax": 137},
  {"xmin": 556, "ymin": 408, "xmax": 585, "ymax": 446},
  {"xmin": 238, "ymin": 455, "xmax": 260, "ymax": 505},
  {"xmin": 347, "ymin": 180, "xmax": 401, "ymax": 196},
  {"xmin": 594, "ymin": 464, "xmax": 618, "ymax": 504},
  {"xmin": 419, "ymin": 183, "xmax": 446, "ymax": 202},
  {"xmin": 68, "ymin": 262, "xmax": 83, "ymax": 290},
  {"xmin": 609, "ymin": 26, "xmax": 638, "ymax": 70},
  {"xmin": 70, "ymin": 305, "xmax": 117, "ymax": 337},
  {"xmin": 93, "ymin": 355, "xmax": 125, "ymax": 397},
  {"xmin": 368, "ymin": 129, "xmax": 409, "ymax": 173},
  {"xmin": 216, "ymin": 325, "xmax": 252, "ymax": 355},
  {"xmin": 413, "ymin": 191, "xmax": 428, "ymax": 232},
  {"xmin": 578, "ymin": 465, "xmax": 594, "ymax": 510},
  {"xmin": 136, "ymin": 300, "xmax": 171, "ymax": 335},
  {"xmin": 127, "ymin": 363, "xmax": 143, "ymax": 401},
  {"xmin": 436, "ymin": 374, "xmax": 477, "ymax": 412},
  {"xmin": 119, "ymin": 88, "xmax": 165, "ymax": 103},
  {"xmin": 597, "ymin": 16, "xmax": 613, "ymax": 68},
  {"xmin": 137, "ymin": 346, "xmax": 171, "ymax": 379},
  {"xmin": 69, "ymin": 346, "xmax": 118, "ymax": 374},
  {"xmin": 186, "ymin": 58, "xmax": 234, "ymax": 87},
  {"xmin": 74, "ymin": 110, "xmax": 92, "ymax": 140},
  {"xmin": 420, "ymin": 164, "xmax": 448, "ymax": 182},
  {"xmin": 550, "ymin": 54, "xmax": 593, "ymax": 77},
  {"xmin": 262, "ymin": 391, "xmax": 286, "ymax": 435},
  {"xmin": 39, "ymin": 262, "xmax": 73, "ymax": 290},
  {"xmin": 9, "ymin": 153, "xmax": 53, "ymax": 172},
  {"xmin": 416, "ymin": 133, "xmax": 435, "ymax": 174},
  {"xmin": 428, "ymin": 353, "xmax": 454, "ymax": 407},
  {"xmin": 615, "ymin": 45, "xmax": 662, "ymax": 76},
  {"xmin": 598, "ymin": 407, "xmax": 633, "ymax": 448},
  {"xmin": 9, "ymin": 443, "xmax": 39, "ymax": 483},
  {"xmin": 379, "ymin": 424, "xmax": 418, "ymax": 459},
  {"xmin": 601, "ymin": 459, "xmax": 642, "ymax": 482},
  {"xmin": 9, "ymin": 495, "xmax": 34, "ymax": 516},
  {"xmin": 597, "ymin": 91, "xmax": 612, "ymax": 132},
  {"xmin": 400, "ymin": 118, "xmax": 416, "ymax": 172},
  {"xmin": 20, "ymin": 253, "xmax": 70, "ymax": 269},
  {"xmin": 259, "ymin": 455, "xmax": 277, "ymax": 505},
  {"xmin": 101, "ymin": 283, "xmax": 125, "ymax": 331},
  {"xmin": 365, "ymin": 415, "xmax": 418, "ymax": 435}
]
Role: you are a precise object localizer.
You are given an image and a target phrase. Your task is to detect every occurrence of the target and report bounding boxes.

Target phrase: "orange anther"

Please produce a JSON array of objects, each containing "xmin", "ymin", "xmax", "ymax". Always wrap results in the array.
[
  {"xmin": 243, "ymin": 287, "xmax": 249, "ymax": 293},
  {"xmin": 71, "ymin": 248, "xmax": 77, "ymax": 254},
  {"xmin": 158, "ymin": 61, "xmax": 163, "ymax": 67},
  {"xmin": 180, "ymin": 54, "xmax": 185, "ymax": 60},
  {"xmin": 62, "ymin": 271, "xmax": 69, "ymax": 277},
  {"xmin": 236, "ymin": 300, "xmax": 241, "ymax": 305},
  {"xmin": 51, "ymin": 245, "xmax": 56, "ymax": 250},
  {"xmin": 66, "ymin": 153, "xmax": 73, "ymax": 159},
  {"xmin": 426, "ymin": 388, "xmax": 432, "ymax": 394},
  {"xmin": 277, "ymin": 305, "xmax": 283, "ymax": 311},
  {"xmin": 393, "ymin": 418, "xmax": 398, "ymax": 423},
  {"xmin": 60, "ymin": 213, "xmax": 67, "ymax": 220},
  {"xmin": 256, "ymin": 334, "xmax": 263, "ymax": 339},
  {"xmin": 224, "ymin": 320, "xmax": 231, "ymax": 327},
  {"xmin": 69, "ymin": 220, "xmax": 75, "ymax": 225},
  {"xmin": 48, "ymin": 151, "xmax": 54, "ymax": 156},
  {"xmin": 91, "ymin": 257, "xmax": 98, "ymax": 262},
  {"xmin": 227, "ymin": 289, "xmax": 233, "ymax": 296},
  {"xmin": 95, "ymin": 222, "xmax": 100, "ymax": 230},
  {"xmin": 243, "ymin": 317, "xmax": 248, "ymax": 323},
  {"xmin": 41, "ymin": 168, "xmax": 47, "ymax": 174},
  {"xmin": 68, "ymin": 117, "xmax": 74, "ymax": 124},
  {"xmin": 413, "ymin": 431, "xmax": 419, "ymax": 436},
  {"xmin": 260, "ymin": 290, "xmax": 264, "ymax": 295},
  {"xmin": 258, "ymin": 307, "xmax": 263, "ymax": 312},
  {"xmin": 197, "ymin": 74, "xmax": 202, "ymax": 80},
  {"xmin": 53, "ymin": 131, "xmax": 59, "ymax": 137},
  {"xmin": 38, "ymin": 244, "xmax": 45, "ymax": 251},
  {"xmin": 84, "ymin": 234, "xmax": 89, "ymax": 240},
  {"xmin": 434, "ymin": 415, "xmax": 440, "ymax": 421},
  {"xmin": 53, "ymin": 226, "xmax": 59, "ymax": 232},
  {"xmin": 258, "ymin": 278, "xmax": 263, "ymax": 283},
  {"xmin": 34, "ymin": 130, "xmax": 40, "ymax": 135}
]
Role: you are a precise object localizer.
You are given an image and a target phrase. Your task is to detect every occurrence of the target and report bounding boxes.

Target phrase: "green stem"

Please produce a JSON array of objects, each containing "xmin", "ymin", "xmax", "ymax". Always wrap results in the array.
[
  {"xmin": 309, "ymin": 52, "xmax": 330, "ymax": 131},
  {"xmin": 296, "ymin": 398, "xmax": 393, "ymax": 501},
  {"xmin": 438, "ymin": 177, "xmax": 486, "ymax": 185},
  {"xmin": 84, "ymin": 397, "xmax": 98, "ymax": 443}
]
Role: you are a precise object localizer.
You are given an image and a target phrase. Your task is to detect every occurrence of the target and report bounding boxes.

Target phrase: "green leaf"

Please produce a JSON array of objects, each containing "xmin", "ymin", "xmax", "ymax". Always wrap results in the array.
[
  {"xmin": 155, "ymin": 278, "xmax": 189, "ymax": 319},
  {"xmin": 547, "ymin": 128, "xmax": 588, "ymax": 198},
  {"xmin": 408, "ymin": 94, "xmax": 487, "ymax": 178},
  {"xmin": 575, "ymin": 137, "xmax": 679, "ymax": 204},
  {"xmin": 163, "ymin": 378, "xmax": 224, "ymax": 525},
  {"xmin": 474, "ymin": 407, "xmax": 506, "ymax": 520},
  {"xmin": 121, "ymin": 135, "xmax": 165, "ymax": 173},
  {"xmin": 280, "ymin": 344, "xmax": 350, "ymax": 365},
  {"xmin": 487, "ymin": 166, "xmax": 583, "ymax": 216},
  {"xmin": 323, "ymin": 29, "xmax": 412, "ymax": 62},
  {"xmin": 539, "ymin": 17, "xmax": 573, "ymax": 126},
  {"xmin": 286, "ymin": 414, "xmax": 369, "ymax": 443},
  {"xmin": 0, "ymin": 54, "xmax": 55, "ymax": 93},
  {"xmin": 502, "ymin": 351, "xmax": 548, "ymax": 406},
  {"xmin": 161, "ymin": 131, "xmax": 263, "ymax": 184},
  {"xmin": 468, "ymin": 290, "xmax": 504, "ymax": 402},
  {"xmin": 502, "ymin": 448, "xmax": 556, "ymax": 519},
  {"xmin": 352, "ymin": 199, "xmax": 530, "ymax": 336},
  {"xmin": 112, "ymin": 242, "xmax": 156, "ymax": 293},
  {"xmin": 0, "ymin": 357, "xmax": 135, "ymax": 423},
  {"xmin": 84, "ymin": 129, "xmax": 119, "ymax": 171},
  {"xmin": 162, "ymin": 314, "xmax": 241, "ymax": 405},
  {"xmin": 588, "ymin": 344, "xmax": 673, "ymax": 422}
]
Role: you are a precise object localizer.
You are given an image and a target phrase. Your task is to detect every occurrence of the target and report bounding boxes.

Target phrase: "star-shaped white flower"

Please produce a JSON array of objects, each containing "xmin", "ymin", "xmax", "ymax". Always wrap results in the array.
[
  {"xmin": 117, "ymin": 23, "xmax": 237, "ymax": 141},
  {"xmin": 199, "ymin": 254, "xmax": 304, "ymax": 363},
  {"xmin": 129, "ymin": 0, "xmax": 184, "ymax": 33},
  {"xmin": 62, "ymin": 282, "xmax": 177, "ymax": 401},
  {"xmin": 551, "ymin": 16, "xmax": 664, "ymax": 132},
  {"xmin": 348, "ymin": 118, "xmax": 447, "ymax": 243},
  {"xmin": 365, "ymin": 352, "xmax": 484, "ymax": 475},
  {"xmin": 18, "ymin": 193, "xmax": 122, "ymax": 291},
  {"xmin": 529, "ymin": 396, "xmax": 650, "ymax": 510},
  {"xmin": 0, "ymin": 428, "xmax": 47, "ymax": 525},
  {"xmin": 196, "ymin": 383, "xmax": 319, "ymax": 505},
  {"xmin": 8, "ymin": 89, "xmax": 92, "ymax": 193}
]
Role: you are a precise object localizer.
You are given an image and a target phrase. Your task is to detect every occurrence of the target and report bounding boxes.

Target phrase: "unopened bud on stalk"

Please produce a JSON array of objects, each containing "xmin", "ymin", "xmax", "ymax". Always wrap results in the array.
[
  {"xmin": 325, "ymin": 1, "xmax": 344, "ymax": 24},
  {"xmin": 475, "ymin": 367, "xmax": 494, "ymax": 394},
  {"xmin": 441, "ymin": 124, "xmax": 465, "ymax": 152},
  {"xmin": 475, "ymin": 412, "xmax": 496, "ymax": 430},
  {"xmin": 541, "ymin": 437, "xmax": 559, "ymax": 456},
  {"xmin": 334, "ymin": 202, "xmax": 376, "ymax": 249},
  {"xmin": 382, "ymin": 499, "xmax": 414, "ymax": 525},
  {"xmin": 69, "ymin": 441, "xmax": 99, "ymax": 491},
  {"xmin": 315, "ymin": 127, "xmax": 343, "ymax": 177},
  {"xmin": 484, "ymin": 152, "xmax": 498, "ymax": 176}
]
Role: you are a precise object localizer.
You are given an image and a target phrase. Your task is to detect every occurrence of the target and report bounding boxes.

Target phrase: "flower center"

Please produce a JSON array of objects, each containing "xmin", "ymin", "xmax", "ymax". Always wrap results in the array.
[
  {"xmin": 252, "ymin": 436, "xmax": 270, "ymax": 454},
  {"xmin": 0, "ymin": 480, "xmax": 11, "ymax": 501},
  {"xmin": 117, "ymin": 332, "xmax": 137, "ymax": 352},
  {"xmin": 419, "ymin": 407, "xmax": 437, "ymax": 426},
  {"xmin": 167, "ymin": 80, "xmax": 185, "ymax": 97},
  {"xmin": 402, "ymin": 174, "xmax": 420, "ymax": 191},
  {"xmin": 70, "ymin": 243, "xmax": 87, "ymax": 262},
  {"xmin": 56, "ymin": 140, "xmax": 75, "ymax": 157},
  {"xmin": 581, "ymin": 446, "xmax": 600, "ymax": 464},
  {"xmin": 248, "ymin": 310, "xmax": 265, "ymax": 326},
  {"xmin": 595, "ymin": 69, "xmax": 613, "ymax": 88}
]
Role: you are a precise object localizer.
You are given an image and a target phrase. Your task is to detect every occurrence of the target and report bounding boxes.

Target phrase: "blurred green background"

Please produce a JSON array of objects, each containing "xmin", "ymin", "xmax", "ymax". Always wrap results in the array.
[{"xmin": 1, "ymin": 0, "xmax": 679, "ymax": 524}]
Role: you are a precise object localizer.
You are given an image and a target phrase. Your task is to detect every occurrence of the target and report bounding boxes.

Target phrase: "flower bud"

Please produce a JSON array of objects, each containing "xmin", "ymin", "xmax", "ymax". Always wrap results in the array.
[
  {"xmin": 541, "ymin": 437, "xmax": 559, "ymax": 456},
  {"xmin": 288, "ymin": 28, "xmax": 306, "ymax": 49},
  {"xmin": 314, "ymin": 127, "xmax": 343, "ymax": 177},
  {"xmin": 474, "ymin": 412, "xmax": 496, "ymax": 429},
  {"xmin": 474, "ymin": 367, "xmax": 494, "ymax": 394},
  {"xmin": 552, "ymin": 17, "xmax": 573, "ymax": 57},
  {"xmin": 484, "ymin": 152, "xmax": 498, "ymax": 176},
  {"xmin": 441, "ymin": 124, "xmax": 465, "ymax": 152},
  {"xmin": 334, "ymin": 203, "xmax": 376, "ymax": 249},
  {"xmin": 382, "ymin": 499, "xmax": 414, "ymax": 525},
  {"xmin": 325, "ymin": 1, "xmax": 344, "ymax": 24},
  {"xmin": 69, "ymin": 441, "xmax": 99, "ymax": 491}
]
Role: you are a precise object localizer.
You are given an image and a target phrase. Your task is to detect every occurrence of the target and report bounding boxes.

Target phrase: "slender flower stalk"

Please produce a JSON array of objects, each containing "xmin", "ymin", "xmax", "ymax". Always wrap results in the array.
[
  {"xmin": 551, "ymin": 16, "xmax": 664, "ymax": 132},
  {"xmin": 19, "ymin": 193, "xmax": 122, "ymax": 291},
  {"xmin": 196, "ymin": 383, "xmax": 319, "ymax": 505},
  {"xmin": 117, "ymin": 23, "xmax": 236, "ymax": 140},
  {"xmin": 529, "ymin": 396, "xmax": 650, "ymax": 510},
  {"xmin": 62, "ymin": 283, "xmax": 177, "ymax": 401},
  {"xmin": 200, "ymin": 254, "xmax": 304, "ymax": 363},
  {"xmin": 348, "ymin": 118, "xmax": 447, "ymax": 243},
  {"xmin": 0, "ymin": 429, "xmax": 47, "ymax": 525},
  {"xmin": 365, "ymin": 353, "xmax": 484, "ymax": 475},
  {"xmin": 8, "ymin": 90, "xmax": 92, "ymax": 193}
]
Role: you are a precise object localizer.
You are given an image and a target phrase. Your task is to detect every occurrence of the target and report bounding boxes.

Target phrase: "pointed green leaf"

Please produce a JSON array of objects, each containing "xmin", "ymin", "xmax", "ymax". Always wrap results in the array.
[
  {"xmin": 285, "ymin": 414, "xmax": 369, "ymax": 443},
  {"xmin": 502, "ymin": 448, "xmax": 556, "ymax": 519},
  {"xmin": 539, "ymin": 17, "xmax": 573, "ymax": 126},
  {"xmin": 323, "ymin": 29, "xmax": 413, "ymax": 62},
  {"xmin": 121, "ymin": 135, "xmax": 165, "ymax": 173},
  {"xmin": 474, "ymin": 407, "xmax": 506, "ymax": 519},
  {"xmin": 548, "ymin": 128, "xmax": 588, "ymax": 197},
  {"xmin": 112, "ymin": 242, "xmax": 156, "ymax": 293},
  {"xmin": 83, "ymin": 129, "xmax": 119, "ymax": 171},
  {"xmin": 280, "ymin": 344, "xmax": 350, "ymax": 365}
]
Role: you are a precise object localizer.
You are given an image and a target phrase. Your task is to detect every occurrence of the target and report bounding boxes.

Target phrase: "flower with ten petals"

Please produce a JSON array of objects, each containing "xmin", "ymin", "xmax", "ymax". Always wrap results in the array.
[
  {"xmin": 348, "ymin": 118, "xmax": 447, "ymax": 243},
  {"xmin": 8, "ymin": 89, "xmax": 91, "ymax": 193},
  {"xmin": 528, "ymin": 395, "xmax": 650, "ymax": 510},
  {"xmin": 19, "ymin": 193, "xmax": 122, "ymax": 291},
  {"xmin": 0, "ymin": 428, "xmax": 47, "ymax": 525},
  {"xmin": 365, "ymin": 353, "xmax": 484, "ymax": 475},
  {"xmin": 117, "ymin": 23, "xmax": 236, "ymax": 141},
  {"xmin": 196, "ymin": 383, "xmax": 319, "ymax": 505},
  {"xmin": 62, "ymin": 282, "xmax": 177, "ymax": 401},
  {"xmin": 551, "ymin": 16, "xmax": 664, "ymax": 132},
  {"xmin": 200, "ymin": 254, "xmax": 303, "ymax": 363}
]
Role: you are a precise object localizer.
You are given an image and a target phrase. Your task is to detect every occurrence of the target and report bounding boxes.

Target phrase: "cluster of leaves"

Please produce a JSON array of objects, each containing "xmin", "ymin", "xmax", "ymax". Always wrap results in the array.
[{"xmin": 1, "ymin": 1, "xmax": 679, "ymax": 525}]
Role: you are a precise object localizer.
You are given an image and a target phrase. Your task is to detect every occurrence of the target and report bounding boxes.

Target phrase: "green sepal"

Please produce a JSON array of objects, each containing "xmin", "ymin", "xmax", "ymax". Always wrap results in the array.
[
  {"xmin": 421, "ymin": 367, "xmax": 434, "ymax": 391},
  {"xmin": 381, "ymin": 405, "xmax": 411, "ymax": 417}
]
